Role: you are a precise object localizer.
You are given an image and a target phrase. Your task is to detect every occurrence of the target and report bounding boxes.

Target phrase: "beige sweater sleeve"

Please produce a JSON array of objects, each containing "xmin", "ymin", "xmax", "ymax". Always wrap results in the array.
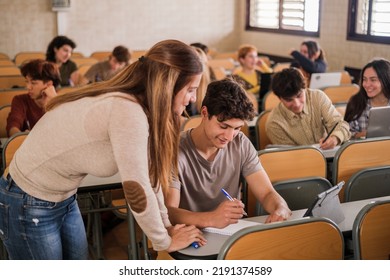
[{"xmin": 108, "ymin": 99, "xmax": 172, "ymax": 251}]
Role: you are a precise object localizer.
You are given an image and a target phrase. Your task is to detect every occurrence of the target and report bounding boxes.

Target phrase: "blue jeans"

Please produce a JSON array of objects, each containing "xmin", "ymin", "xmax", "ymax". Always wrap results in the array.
[{"xmin": 0, "ymin": 175, "xmax": 88, "ymax": 260}]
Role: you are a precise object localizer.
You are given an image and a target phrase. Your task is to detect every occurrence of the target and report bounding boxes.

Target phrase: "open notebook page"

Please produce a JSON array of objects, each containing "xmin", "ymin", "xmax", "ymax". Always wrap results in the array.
[{"xmin": 203, "ymin": 220, "xmax": 261, "ymax": 236}]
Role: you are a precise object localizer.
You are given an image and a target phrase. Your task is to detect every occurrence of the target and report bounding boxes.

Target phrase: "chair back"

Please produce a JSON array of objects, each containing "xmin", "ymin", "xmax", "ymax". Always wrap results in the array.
[
  {"xmin": 0, "ymin": 60, "xmax": 15, "ymax": 67},
  {"xmin": 255, "ymin": 110, "xmax": 271, "ymax": 150},
  {"xmin": 332, "ymin": 137, "xmax": 390, "ymax": 202},
  {"xmin": 0, "ymin": 53, "xmax": 10, "ymax": 60},
  {"xmin": 322, "ymin": 84, "xmax": 359, "ymax": 104},
  {"xmin": 213, "ymin": 51, "xmax": 238, "ymax": 61},
  {"xmin": 352, "ymin": 200, "xmax": 390, "ymax": 259},
  {"xmin": 0, "ymin": 104, "xmax": 11, "ymax": 138},
  {"xmin": 0, "ymin": 67, "xmax": 21, "ymax": 76},
  {"xmin": 0, "ymin": 75, "xmax": 25, "ymax": 89},
  {"xmin": 340, "ymin": 71, "xmax": 353, "ymax": 84},
  {"xmin": 256, "ymin": 176, "xmax": 332, "ymax": 215},
  {"xmin": 0, "ymin": 88, "xmax": 26, "ymax": 107},
  {"xmin": 90, "ymin": 51, "xmax": 111, "ymax": 61},
  {"xmin": 246, "ymin": 146, "xmax": 327, "ymax": 216},
  {"xmin": 344, "ymin": 165, "xmax": 390, "ymax": 202},
  {"xmin": 14, "ymin": 52, "xmax": 45, "ymax": 66},
  {"xmin": 71, "ymin": 57, "xmax": 98, "ymax": 67},
  {"xmin": 217, "ymin": 217, "xmax": 344, "ymax": 260},
  {"xmin": 210, "ymin": 66, "xmax": 227, "ymax": 80},
  {"xmin": 208, "ymin": 58, "xmax": 236, "ymax": 72},
  {"xmin": 1, "ymin": 131, "xmax": 29, "ymax": 173},
  {"xmin": 78, "ymin": 64, "xmax": 93, "ymax": 76},
  {"xmin": 261, "ymin": 91, "xmax": 280, "ymax": 111},
  {"xmin": 334, "ymin": 103, "xmax": 347, "ymax": 117},
  {"xmin": 181, "ymin": 115, "xmax": 202, "ymax": 131},
  {"xmin": 71, "ymin": 52, "xmax": 84, "ymax": 58},
  {"xmin": 272, "ymin": 62, "xmax": 291, "ymax": 72}
]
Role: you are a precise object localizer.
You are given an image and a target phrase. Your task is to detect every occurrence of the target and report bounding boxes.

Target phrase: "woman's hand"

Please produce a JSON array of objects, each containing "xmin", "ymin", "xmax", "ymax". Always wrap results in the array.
[{"xmin": 166, "ymin": 224, "xmax": 207, "ymax": 252}]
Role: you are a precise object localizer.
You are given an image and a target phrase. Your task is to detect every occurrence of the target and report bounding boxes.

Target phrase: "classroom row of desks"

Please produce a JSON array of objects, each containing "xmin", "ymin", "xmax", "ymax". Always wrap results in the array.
[
  {"xmin": 173, "ymin": 195, "xmax": 390, "ymax": 260},
  {"xmin": 78, "ymin": 173, "xmax": 389, "ymax": 260}
]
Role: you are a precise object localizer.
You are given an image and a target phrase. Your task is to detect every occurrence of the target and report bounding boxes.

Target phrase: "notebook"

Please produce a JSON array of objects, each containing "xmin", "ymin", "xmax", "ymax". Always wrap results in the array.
[
  {"xmin": 203, "ymin": 220, "xmax": 260, "ymax": 236},
  {"xmin": 309, "ymin": 72, "xmax": 342, "ymax": 89},
  {"xmin": 366, "ymin": 106, "xmax": 390, "ymax": 138},
  {"xmin": 303, "ymin": 181, "xmax": 345, "ymax": 224}
]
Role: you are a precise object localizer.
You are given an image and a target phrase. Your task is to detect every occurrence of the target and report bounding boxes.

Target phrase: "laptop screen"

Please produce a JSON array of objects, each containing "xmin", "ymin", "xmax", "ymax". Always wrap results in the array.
[
  {"xmin": 309, "ymin": 72, "xmax": 342, "ymax": 89},
  {"xmin": 366, "ymin": 106, "xmax": 390, "ymax": 138}
]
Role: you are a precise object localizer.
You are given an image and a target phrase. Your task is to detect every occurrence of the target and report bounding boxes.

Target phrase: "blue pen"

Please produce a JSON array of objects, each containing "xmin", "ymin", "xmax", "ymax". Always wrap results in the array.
[
  {"xmin": 221, "ymin": 188, "xmax": 248, "ymax": 216},
  {"xmin": 191, "ymin": 242, "xmax": 199, "ymax": 249}
]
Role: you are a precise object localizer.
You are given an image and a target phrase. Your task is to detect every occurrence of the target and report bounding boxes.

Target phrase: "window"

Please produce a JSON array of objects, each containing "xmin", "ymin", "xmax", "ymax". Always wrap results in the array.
[
  {"xmin": 348, "ymin": 0, "xmax": 390, "ymax": 44},
  {"xmin": 246, "ymin": 0, "xmax": 321, "ymax": 37}
]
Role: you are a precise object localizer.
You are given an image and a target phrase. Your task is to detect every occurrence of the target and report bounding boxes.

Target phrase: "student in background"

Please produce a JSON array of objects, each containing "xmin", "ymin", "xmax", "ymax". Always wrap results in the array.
[
  {"xmin": 82, "ymin": 45, "xmax": 131, "ymax": 84},
  {"xmin": 46, "ymin": 35, "xmax": 79, "ymax": 87},
  {"xmin": 290, "ymin": 40, "xmax": 327, "ymax": 83},
  {"xmin": 345, "ymin": 58, "xmax": 390, "ymax": 139},
  {"xmin": 232, "ymin": 44, "xmax": 273, "ymax": 113},
  {"xmin": 166, "ymin": 78, "xmax": 291, "ymax": 231},
  {"xmin": 6, "ymin": 59, "xmax": 60, "ymax": 137},
  {"xmin": 266, "ymin": 68, "xmax": 350, "ymax": 149},
  {"xmin": 184, "ymin": 46, "xmax": 212, "ymax": 118},
  {"xmin": 190, "ymin": 42, "xmax": 216, "ymax": 81},
  {"xmin": 0, "ymin": 39, "xmax": 205, "ymax": 259}
]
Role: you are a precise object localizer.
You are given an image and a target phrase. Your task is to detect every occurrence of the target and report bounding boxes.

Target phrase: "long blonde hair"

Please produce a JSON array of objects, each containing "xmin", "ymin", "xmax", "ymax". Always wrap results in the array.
[
  {"xmin": 192, "ymin": 46, "xmax": 211, "ymax": 112},
  {"xmin": 47, "ymin": 39, "xmax": 203, "ymax": 191}
]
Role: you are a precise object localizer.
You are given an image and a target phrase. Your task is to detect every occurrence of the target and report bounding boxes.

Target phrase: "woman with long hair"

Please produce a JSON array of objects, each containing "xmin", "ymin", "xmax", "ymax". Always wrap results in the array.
[
  {"xmin": 344, "ymin": 58, "xmax": 390, "ymax": 139},
  {"xmin": 0, "ymin": 39, "xmax": 205, "ymax": 259}
]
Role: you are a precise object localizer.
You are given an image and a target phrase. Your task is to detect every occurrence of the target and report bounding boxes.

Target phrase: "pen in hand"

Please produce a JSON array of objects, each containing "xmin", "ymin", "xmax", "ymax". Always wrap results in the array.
[
  {"xmin": 322, "ymin": 122, "xmax": 339, "ymax": 143},
  {"xmin": 221, "ymin": 188, "xmax": 248, "ymax": 216}
]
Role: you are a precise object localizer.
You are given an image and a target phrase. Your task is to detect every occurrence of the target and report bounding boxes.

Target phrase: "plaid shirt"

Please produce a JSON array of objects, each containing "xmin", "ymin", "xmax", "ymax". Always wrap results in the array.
[{"xmin": 349, "ymin": 100, "xmax": 390, "ymax": 137}]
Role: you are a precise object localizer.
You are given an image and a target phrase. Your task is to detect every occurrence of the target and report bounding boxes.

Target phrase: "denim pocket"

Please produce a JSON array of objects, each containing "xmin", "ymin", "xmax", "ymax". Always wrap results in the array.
[
  {"xmin": 25, "ymin": 195, "xmax": 56, "ymax": 209},
  {"xmin": 0, "ymin": 201, "xmax": 9, "ymax": 240}
]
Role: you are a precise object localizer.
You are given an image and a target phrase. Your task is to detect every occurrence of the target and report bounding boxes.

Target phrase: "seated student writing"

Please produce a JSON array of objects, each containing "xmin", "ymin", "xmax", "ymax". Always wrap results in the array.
[
  {"xmin": 165, "ymin": 78, "xmax": 291, "ymax": 233},
  {"xmin": 265, "ymin": 68, "xmax": 351, "ymax": 150}
]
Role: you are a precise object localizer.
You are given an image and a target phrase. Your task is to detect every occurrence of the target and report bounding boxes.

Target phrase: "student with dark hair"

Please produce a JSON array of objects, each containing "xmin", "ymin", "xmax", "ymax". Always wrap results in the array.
[
  {"xmin": 82, "ymin": 45, "xmax": 131, "ymax": 84},
  {"xmin": 166, "ymin": 78, "xmax": 291, "ymax": 232},
  {"xmin": 290, "ymin": 40, "xmax": 327, "ymax": 82},
  {"xmin": 0, "ymin": 39, "xmax": 205, "ymax": 259},
  {"xmin": 266, "ymin": 68, "xmax": 350, "ymax": 149},
  {"xmin": 46, "ymin": 35, "xmax": 79, "ymax": 87},
  {"xmin": 345, "ymin": 58, "xmax": 390, "ymax": 139},
  {"xmin": 6, "ymin": 59, "xmax": 60, "ymax": 136}
]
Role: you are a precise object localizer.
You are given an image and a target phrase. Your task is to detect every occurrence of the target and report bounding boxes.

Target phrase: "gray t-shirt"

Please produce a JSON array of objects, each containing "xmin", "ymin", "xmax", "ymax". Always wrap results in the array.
[{"xmin": 171, "ymin": 129, "xmax": 262, "ymax": 212}]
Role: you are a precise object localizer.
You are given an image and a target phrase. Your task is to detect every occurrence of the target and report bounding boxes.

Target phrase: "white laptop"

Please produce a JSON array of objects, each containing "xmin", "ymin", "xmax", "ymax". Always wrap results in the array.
[
  {"xmin": 366, "ymin": 106, "xmax": 390, "ymax": 138},
  {"xmin": 309, "ymin": 72, "xmax": 342, "ymax": 89}
]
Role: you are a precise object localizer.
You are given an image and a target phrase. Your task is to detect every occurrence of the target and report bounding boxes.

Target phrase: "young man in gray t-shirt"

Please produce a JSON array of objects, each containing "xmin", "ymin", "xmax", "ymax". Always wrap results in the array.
[{"xmin": 166, "ymin": 79, "xmax": 291, "ymax": 236}]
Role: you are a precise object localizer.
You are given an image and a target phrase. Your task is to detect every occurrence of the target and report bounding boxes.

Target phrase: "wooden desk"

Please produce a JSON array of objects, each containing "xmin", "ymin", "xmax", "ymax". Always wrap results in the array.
[{"xmin": 173, "ymin": 195, "xmax": 390, "ymax": 259}]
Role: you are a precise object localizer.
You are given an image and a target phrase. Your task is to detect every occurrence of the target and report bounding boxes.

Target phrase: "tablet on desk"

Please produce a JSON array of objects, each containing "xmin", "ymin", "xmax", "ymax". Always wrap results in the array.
[
  {"xmin": 303, "ymin": 181, "xmax": 345, "ymax": 224},
  {"xmin": 366, "ymin": 106, "xmax": 390, "ymax": 138}
]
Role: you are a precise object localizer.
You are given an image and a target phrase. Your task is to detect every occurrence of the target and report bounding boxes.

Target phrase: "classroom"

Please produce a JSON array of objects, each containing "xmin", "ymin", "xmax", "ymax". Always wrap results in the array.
[{"xmin": 0, "ymin": 0, "xmax": 389, "ymax": 266}]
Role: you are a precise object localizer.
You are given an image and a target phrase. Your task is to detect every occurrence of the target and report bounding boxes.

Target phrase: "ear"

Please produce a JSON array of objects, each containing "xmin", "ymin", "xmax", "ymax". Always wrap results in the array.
[
  {"xmin": 45, "ymin": 80, "xmax": 53, "ymax": 87},
  {"xmin": 201, "ymin": 106, "xmax": 208, "ymax": 118}
]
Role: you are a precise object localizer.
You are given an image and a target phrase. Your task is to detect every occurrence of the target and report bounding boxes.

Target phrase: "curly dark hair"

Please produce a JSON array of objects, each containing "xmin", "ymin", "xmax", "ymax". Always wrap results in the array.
[
  {"xmin": 46, "ymin": 35, "xmax": 76, "ymax": 62},
  {"xmin": 202, "ymin": 78, "xmax": 255, "ymax": 121},
  {"xmin": 271, "ymin": 67, "xmax": 306, "ymax": 99}
]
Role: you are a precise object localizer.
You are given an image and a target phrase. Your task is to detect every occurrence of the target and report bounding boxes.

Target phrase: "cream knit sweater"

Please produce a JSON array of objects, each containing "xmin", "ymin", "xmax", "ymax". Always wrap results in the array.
[{"xmin": 10, "ymin": 92, "xmax": 172, "ymax": 251}]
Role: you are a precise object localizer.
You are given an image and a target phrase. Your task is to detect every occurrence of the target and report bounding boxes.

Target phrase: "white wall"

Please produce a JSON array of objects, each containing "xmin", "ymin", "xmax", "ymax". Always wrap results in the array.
[
  {"xmin": 0, "ymin": 0, "xmax": 389, "ymax": 70},
  {"xmin": 0, "ymin": 0, "xmax": 239, "ymax": 57}
]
